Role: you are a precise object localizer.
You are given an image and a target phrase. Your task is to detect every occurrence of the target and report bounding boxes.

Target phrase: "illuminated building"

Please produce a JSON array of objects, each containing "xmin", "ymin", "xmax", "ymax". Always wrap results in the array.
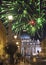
[{"xmin": 20, "ymin": 33, "xmax": 41, "ymax": 58}]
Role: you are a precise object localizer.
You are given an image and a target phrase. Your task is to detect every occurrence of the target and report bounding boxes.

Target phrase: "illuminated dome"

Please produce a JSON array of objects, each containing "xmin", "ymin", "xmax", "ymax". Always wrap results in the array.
[{"xmin": 21, "ymin": 33, "xmax": 30, "ymax": 39}]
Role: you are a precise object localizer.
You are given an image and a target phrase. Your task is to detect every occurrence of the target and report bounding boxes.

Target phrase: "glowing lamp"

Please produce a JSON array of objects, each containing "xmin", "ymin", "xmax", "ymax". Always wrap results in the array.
[
  {"xmin": 8, "ymin": 15, "xmax": 13, "ymax": 21},
  {"xmin": 16, "ymin": 42, "xmax": 19, "ymax": 45},
  {"xmin": 14, "ymin": 35, "xmax": 17, "ymax": 39}
]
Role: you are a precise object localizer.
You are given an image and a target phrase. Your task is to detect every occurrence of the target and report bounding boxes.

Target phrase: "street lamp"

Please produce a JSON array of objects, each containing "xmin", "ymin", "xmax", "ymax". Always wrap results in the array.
[
  {"xmin": 14, "ymin": 35, "xmax": 21, "ymax": 53},
  {"xmin": 14, "ymin": 35, "xmax": 17, "ymax": 39},
  {"xmin": 8, "ymin": 15, "xmax": 13, "ymax": 21},
  {"xmin": 7, "ymin": 15, "xmax": 13, "ymax": 42},
  {"xmin": 16, "ymin": 41, "xmax": 20, "ymax": 53},
  {"xmin": 17, "ymin": 46, "xmax": 20, "ymax": 48},
  {"xmin": 16, "ymin": 42, "xmax": 19, "ymax": 45}
]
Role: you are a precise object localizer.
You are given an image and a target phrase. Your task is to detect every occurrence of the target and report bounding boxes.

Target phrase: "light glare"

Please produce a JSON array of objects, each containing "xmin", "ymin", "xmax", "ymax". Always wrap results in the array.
[{"xmin": 8, "ymin": 15, "xmax": 13, "ymax": 20}]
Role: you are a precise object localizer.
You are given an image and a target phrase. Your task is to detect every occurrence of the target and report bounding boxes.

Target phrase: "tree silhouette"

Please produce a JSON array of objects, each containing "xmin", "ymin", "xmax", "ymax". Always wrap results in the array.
[{"xmin": 4, "ymin": 42, "xmax": 18, "ymax": 64}]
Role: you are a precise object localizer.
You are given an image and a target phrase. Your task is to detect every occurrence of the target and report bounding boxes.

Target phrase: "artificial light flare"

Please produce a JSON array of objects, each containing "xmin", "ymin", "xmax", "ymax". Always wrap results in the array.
[{"xmin": 8, "ymin": 15, "xmax": 13, "ymax": 21}]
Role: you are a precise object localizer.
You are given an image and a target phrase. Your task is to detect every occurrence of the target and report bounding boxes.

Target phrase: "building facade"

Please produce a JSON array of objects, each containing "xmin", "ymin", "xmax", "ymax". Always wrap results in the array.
[{"xmin": 21, "ymin": 33, "xmax": 41, "ymax": 58}]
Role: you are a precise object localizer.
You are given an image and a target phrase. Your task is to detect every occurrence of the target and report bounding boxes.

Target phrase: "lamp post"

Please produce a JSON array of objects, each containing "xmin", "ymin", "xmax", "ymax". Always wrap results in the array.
[
  {"xmin": 7, "ymin": 15, "xmax": 13, "ymax": 42},
  {"xmin": 16, "ymin": 42, "xmax": 20, "ymax": 52},
  {"xmin": 14, "ymin": 35, "xmax": 21, "ymax": 53}
]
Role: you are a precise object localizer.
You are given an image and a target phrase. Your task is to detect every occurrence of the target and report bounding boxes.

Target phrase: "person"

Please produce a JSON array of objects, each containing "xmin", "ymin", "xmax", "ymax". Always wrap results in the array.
[{"xmin": 37, "ymin": 50, "xmax": 40, "ymax": 57}]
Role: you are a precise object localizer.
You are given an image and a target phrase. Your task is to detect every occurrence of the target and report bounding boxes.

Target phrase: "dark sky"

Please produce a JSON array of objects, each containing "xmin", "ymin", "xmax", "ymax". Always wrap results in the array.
[{"xmin": 0, "ymin": 0, "xmax": 46, "ymax": 41}]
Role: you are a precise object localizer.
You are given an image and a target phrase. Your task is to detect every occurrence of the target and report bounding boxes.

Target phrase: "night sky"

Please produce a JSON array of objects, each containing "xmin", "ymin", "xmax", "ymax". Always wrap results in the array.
[{"xmin": 0, "ymin": 0, "xmax": 46, "ymax": 41}]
